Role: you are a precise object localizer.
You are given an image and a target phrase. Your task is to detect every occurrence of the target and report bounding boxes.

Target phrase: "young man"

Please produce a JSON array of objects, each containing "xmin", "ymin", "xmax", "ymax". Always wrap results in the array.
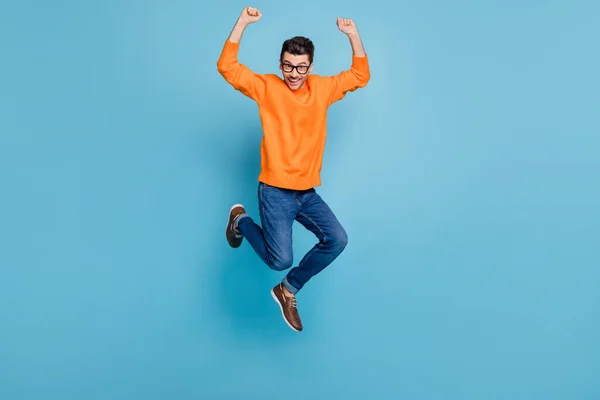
[{"xmin": 217, "ymin": 6, "xmax": 370, "ymax": 332}]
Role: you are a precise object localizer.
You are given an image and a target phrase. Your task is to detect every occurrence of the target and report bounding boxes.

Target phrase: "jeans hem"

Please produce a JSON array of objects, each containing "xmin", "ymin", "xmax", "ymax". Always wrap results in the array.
[
  {"xmin": 282, "ymin": 276, "xmax": 299, "ymax": 295},
  {"xmin": 234, "ymin": 213, "xmax": 249, "ymax": 230}
]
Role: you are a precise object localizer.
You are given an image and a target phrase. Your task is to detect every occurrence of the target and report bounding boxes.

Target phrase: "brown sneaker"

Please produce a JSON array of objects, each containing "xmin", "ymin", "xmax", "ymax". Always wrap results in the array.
[
  {"xmin": 271, "ymin": 283, "xmax": 303, "ymax": 332},
  {"xmin": 226, "ymin": 204, "xmax": 245, "ymax": 248}
]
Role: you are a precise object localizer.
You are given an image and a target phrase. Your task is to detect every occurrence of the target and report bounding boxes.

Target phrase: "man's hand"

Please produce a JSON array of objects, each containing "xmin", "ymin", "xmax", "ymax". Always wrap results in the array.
[
  {"xmin": 336, "ymin": 17, "xmax": 365, "ymax": 56},
  {"xmin": 336, "ymin": 17, "xmax": 358, "ymax": 36},
  {"xmin": 238, "ymin": 6, "xmax": 262, "ymax": 26},
  {"xmin": 227, "ymin": 6, "xmax": 261, "ymax": 43}
]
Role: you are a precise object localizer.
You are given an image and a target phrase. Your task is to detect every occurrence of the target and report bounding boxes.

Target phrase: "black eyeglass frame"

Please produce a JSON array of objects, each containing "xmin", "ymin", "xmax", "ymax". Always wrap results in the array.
[{"xmin": 280, "ymin": 61, "xmax": 312, "ymax": 75}]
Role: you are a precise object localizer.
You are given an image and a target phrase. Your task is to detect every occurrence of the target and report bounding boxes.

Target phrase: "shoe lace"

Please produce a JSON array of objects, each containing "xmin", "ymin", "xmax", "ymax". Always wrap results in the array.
[{"xmin": 291, "ymin": 297, "xmax": 297, "ymax": 308}]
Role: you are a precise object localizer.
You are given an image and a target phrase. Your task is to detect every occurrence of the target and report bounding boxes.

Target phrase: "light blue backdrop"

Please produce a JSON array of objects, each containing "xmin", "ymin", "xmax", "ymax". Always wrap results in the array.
[{"xmin": 1, "ymin": 0, "xmax": 598, "ymax": 399}]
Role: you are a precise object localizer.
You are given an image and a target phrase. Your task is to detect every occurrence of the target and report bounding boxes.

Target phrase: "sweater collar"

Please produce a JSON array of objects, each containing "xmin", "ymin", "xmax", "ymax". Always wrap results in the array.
[{"xmin": 292, "ymin": 79, "xmax": 310, "ymax": 95}]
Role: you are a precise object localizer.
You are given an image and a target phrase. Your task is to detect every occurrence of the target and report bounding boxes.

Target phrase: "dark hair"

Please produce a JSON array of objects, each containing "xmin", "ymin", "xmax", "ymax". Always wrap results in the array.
[{"xmin": 280, "ymin": 36, "xmax": 314, "ymax": 64}]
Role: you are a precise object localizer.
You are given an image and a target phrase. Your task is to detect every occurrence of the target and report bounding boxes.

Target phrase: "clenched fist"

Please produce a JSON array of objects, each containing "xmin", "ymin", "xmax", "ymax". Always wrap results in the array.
[
  {"xmin": 238, "ymin": 6, "xmax": 262, "ymax": 25},
  {"xmin": 336, "ymin": 17, "xmax": 357, "ymax": 36}
]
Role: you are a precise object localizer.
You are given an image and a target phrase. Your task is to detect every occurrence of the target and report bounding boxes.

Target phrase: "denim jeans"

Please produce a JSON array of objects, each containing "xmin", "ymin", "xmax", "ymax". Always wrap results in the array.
[{"xmin": 235, "ymin": 182, "xmax": 348, "ymax": 294}]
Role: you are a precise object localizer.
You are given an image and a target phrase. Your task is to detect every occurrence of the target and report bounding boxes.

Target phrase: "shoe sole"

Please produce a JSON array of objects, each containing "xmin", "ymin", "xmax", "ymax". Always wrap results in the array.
[
  {"xmin": 270, "ymin": 289, "xmax": 301, "ymax": 332},
  {"xmin": 226, "ymin": 204, "xmax": 244, "ymax": 247}
]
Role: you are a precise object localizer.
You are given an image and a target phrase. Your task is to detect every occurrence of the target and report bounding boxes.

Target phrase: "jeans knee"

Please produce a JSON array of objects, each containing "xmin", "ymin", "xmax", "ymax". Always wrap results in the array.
[
  {"xmin": 269, "ymin": 254, "xmax": 293, "ymax": 271},
  {"xmin": 339, "ymin": 229, "xmax": 348, "ymax": 250},
  {"xmin": 329, "ymin": 227, "xmax": 348, "ymax": 253}
]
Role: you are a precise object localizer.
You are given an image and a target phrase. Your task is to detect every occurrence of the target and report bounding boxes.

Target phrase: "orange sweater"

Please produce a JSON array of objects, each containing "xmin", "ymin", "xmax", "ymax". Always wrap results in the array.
[{"xmin": 217, "ymin": 40, "xmax": 370, "ymax": 190}]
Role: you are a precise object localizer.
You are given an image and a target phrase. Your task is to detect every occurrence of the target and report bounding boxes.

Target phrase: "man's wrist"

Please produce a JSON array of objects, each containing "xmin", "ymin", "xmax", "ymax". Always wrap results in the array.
[{"xmin": 235, "ymin": 20, "xmax": 249, "ymax": 29}]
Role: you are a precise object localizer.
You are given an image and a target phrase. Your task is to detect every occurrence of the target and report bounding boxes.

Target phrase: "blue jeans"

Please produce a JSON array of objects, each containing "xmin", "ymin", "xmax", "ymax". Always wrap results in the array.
[{"xmin": 235, "ymin": 182, "xmax": 348, "ymax": 294}]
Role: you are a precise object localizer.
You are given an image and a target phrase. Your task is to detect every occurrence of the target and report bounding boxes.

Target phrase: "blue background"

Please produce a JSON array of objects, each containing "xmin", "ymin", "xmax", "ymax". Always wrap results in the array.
[{"xmin": 1, "ymin": 0, "xmax": 599, "ymax": 399}]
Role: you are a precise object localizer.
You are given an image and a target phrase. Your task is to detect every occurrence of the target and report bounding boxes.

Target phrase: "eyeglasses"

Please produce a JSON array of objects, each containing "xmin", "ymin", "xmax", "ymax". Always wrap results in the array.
[{"xmin": 281, "ymin": 62, "xmax": 311, "ymax": 74}]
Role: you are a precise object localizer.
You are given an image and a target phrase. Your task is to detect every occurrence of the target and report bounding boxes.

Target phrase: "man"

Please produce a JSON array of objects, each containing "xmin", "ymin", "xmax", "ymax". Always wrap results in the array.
[{"xmin": 217, "ymin": 6, "xmax": 370, "ymax": 332}]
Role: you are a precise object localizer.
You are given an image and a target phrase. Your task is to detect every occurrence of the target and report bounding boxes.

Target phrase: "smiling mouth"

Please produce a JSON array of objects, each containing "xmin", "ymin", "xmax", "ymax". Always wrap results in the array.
[{"xmin": 287, "ymin": 77, "xmax": 301, "ymax": 85}]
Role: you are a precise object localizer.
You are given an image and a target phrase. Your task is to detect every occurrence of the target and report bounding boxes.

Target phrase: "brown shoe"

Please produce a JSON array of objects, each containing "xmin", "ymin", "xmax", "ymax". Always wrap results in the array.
[
  {"xmin": 226, "ymin": 204, "xmax": 245, "ymax": 248},
  {"xmin": 271, "ymin": 283, "xmax": 303, "ymax": 332}
]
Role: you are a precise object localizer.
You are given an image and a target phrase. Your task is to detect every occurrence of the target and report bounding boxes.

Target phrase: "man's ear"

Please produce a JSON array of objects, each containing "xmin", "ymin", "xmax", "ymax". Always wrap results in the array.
[{"xmin": 309, "ymin": 63, "xmax": 314, "ymax": 73}]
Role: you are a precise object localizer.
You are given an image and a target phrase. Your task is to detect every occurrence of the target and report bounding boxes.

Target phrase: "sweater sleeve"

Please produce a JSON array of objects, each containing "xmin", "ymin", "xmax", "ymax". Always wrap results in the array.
[
  {"xmin": 326, "ymin": 55, "xmax": 371, "ymax": 105},
  {"xmin": 217, "ymin": 40, "xmax": 266, "ymax": 102}
]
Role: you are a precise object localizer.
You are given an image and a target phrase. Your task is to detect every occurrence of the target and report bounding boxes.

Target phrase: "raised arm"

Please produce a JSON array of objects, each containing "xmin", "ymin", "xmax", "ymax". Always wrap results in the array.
[
  {"xmin": 217, "ymin": 7, "xmax": 266, "ymax": 101},
  {"xmin": 327, "ymin": 18, "xmax": 371, "ymax": 105}
]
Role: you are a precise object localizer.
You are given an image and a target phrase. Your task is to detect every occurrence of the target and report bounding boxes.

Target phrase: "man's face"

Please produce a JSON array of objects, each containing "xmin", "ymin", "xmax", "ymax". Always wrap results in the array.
[{"xmin": 280, "ymin": 52, "xmax": 312, "ymax": 90}]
